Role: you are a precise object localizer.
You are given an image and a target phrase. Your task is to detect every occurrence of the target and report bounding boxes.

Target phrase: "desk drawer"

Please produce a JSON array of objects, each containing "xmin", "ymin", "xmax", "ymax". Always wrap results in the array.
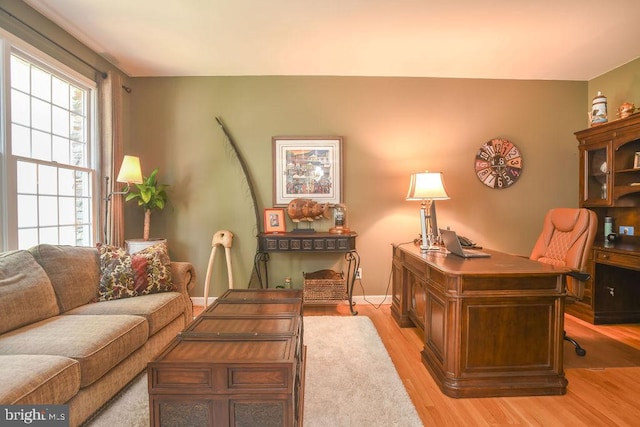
[
  {"xmin": 595, "ymin": 250, "xmax": 640, "ymax": 271},
  {"xmin": 404, "ymin": 251, "xmax": 428, "ymax": 276}
]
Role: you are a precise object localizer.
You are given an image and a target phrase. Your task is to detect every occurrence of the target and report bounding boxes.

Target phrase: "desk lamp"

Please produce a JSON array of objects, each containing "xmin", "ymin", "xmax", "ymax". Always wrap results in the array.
[
  {"xmin": 104, "ymin": 155, "xmax": 143, "ymax": 243},
  {"xmin": 406, "ymin": 171, "xmax": 450, "ymax": 251}
]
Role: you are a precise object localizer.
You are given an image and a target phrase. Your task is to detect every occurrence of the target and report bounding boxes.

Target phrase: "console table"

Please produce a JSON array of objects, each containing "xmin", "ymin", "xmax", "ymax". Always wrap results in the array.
[
  {"xmin": 391, "ymin": 243, "xmax": 569, "ymax": 398},
  {"xmin": 254, "ymin": 232, "xmax": 360, "ymax": 315}
]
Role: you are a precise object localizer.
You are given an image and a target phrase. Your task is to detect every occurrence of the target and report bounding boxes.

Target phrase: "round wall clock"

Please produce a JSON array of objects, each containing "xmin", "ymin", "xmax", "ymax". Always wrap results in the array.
[{"xmin": 474, "ymin": 138, "xmax": 523, "ymax": 189}]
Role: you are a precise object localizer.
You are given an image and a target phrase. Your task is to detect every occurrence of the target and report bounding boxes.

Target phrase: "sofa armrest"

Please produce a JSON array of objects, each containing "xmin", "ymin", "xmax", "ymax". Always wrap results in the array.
[{"xmin": 170, "ymin": 261, "xmax": 196, "ymax": 321}]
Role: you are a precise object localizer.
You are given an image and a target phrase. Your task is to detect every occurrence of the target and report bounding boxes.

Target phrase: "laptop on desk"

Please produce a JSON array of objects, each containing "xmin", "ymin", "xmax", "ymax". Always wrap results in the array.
[{"xmin": 440, "ymin": 229, "xmax": 491, "ymax": 258}]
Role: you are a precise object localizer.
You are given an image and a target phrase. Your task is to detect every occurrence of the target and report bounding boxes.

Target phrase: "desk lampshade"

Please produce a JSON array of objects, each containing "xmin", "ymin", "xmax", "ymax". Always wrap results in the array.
[{"xmin": 406, "ymin": 171, "xmax": 450, "ymax": 251}]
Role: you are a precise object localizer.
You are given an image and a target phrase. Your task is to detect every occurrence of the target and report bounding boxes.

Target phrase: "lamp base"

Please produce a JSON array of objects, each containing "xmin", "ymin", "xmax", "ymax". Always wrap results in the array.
[
  {"xmin": 419, "ymin": 230, "xmax": 439, "ymax": 252},
  {"xmin": 329, "ymin": 226, "xmax": 350, "ymax": 234}
]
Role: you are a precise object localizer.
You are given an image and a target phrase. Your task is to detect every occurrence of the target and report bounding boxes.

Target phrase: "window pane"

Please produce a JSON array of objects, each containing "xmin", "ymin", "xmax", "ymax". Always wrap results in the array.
[
  {"xmin": 17, "ymin": 195, "xmax": 38, "ymax": 227},
  {"xmin": 18, "ymin": 228, "xmax": 38, "ymax": 250},
  {"xmin": 70, "ymin": 113, "xmax": 84, "ymax": 141},
  {"xmin": 17, "ymin": 161, "xmax": 37, "ymax": 193},
  {"xmin": 32, "ymin": 129, "xmax": 51, "ymax": 161},
  {"xmin": 39, "ymin": 196, "xmax": 58, "ymax": 226},
  {"xmin": 75, "ymin": 171, "xmax": 90, "ymax": 197},
  {"xmin": 32, "ymin": 98, "xmax": 51, "ymax": 132},
  {"xmin": 59, "ymin": 168, "xmax": 75, "ymax": 196},
  {"xmin": 71, "ymin": 86, "xmax": 84, "ymax": 114},
  {"xmin": 52, "ymin": 136, "xmax": 70, "ymax": 164},
  {"xmin": 11, "ymin": 89, "xmax": 30, "ymax": 126},
  {"xmin": 39, "ymin": 227, "xmax": 59, "ymax": 245},
  {"xmin": 52, "ymin": 105, "xmax": 69, "ymax": 136},
  {"xmin": 71, "ymin": 142, "xmax": 85, "ymax": 167},
  {"xmin": 76, "ymin": 225, "xmax": 90, "ymax": 246},
  {"xmin": 52, "ymin": 77, "xmax": 69, "ymax": 109},
  {"xmin": 31, "ymin": 66, "xmax": 51, "ymax": 102},
  {"xmin": 10, "ymin": 56, "xmax": 30, "ymax": 92},
  {"xmin": 59, "ymin": 196, "xmax": 75, "ymax": 224},
  {"xmin": 59, "ymin": 226, "xmax": 76, "ymax": 245},
  {"xmin": 39, "ymin": 165, "xmax": 57, "ymax": 195},
  {"xmin": 11, "ymin": 124, "xmax": 31, "ymax": 157},
  {"xmin": 76, "ymin": 198, "xmax": 91, "ymax": 222}
]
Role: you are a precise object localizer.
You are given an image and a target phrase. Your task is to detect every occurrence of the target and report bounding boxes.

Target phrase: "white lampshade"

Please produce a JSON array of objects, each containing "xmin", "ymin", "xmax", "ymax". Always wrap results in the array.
[
  {"xmin": 116, "ymin": 155, "xmax": 143, "ymax": 184},
  {"xmin": 406, "ymin": 171, "xmax": 450, "ymax": 201}
]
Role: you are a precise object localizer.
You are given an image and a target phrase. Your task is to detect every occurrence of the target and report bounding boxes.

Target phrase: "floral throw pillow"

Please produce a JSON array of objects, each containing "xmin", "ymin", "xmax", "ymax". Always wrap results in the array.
[{"xmin": 97, "ymin": 242, "xmax": 174, "ymax": 301}]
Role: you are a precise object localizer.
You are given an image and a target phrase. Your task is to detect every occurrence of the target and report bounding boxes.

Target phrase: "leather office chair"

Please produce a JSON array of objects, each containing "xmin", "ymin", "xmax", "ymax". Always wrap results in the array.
[{"xmin": 530, "ymin": 208, "xmax": 597, "ymax": 357}]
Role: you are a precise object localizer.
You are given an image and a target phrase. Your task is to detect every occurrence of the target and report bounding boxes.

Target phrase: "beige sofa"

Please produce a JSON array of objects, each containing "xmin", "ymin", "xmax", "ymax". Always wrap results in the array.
[{"xmin": 0, "ymin": 244, "xmax": 195, "ymax": 426}]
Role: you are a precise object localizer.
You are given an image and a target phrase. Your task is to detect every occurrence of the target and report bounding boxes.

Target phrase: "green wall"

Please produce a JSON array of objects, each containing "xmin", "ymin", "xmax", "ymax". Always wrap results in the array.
[{"xmin": 126, "ymin": 76, "xmax": 586, "ymax": 298}]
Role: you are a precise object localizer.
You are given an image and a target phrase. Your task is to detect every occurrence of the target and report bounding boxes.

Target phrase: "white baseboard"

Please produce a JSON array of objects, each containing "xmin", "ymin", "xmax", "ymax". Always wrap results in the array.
[{"xmin": 191, "ymin": 294, "xmax": 391, "ymax": 307}]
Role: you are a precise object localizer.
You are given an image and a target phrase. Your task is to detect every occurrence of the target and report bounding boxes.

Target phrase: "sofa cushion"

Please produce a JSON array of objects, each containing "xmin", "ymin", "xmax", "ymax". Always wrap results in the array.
[
  {"xmin": 0, "ymin": 355, "xmax": 80, "ymax": 405},
  {"xmin": 0, "ymin": 250, "xmax": 59, "ymax": 335},
  {"xmin": 29, "ymin": 244, "xmax": 100, "ymax": 312},
  {"xmin": 97, "ymin": 243, "xmax": 174, "ymax": 301},
  {"xmin": 65, "ymin": 292, "xmax": 185, "ymax": 335},
  {"xmin": 0, "ymin": 315, "xmax": 148, "ymax": 388}
]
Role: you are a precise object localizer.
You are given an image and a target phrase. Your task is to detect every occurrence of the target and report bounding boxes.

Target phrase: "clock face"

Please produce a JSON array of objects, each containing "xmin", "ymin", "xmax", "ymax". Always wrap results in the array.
[{"xmin": 474, "ymin": 138, "xmax": 523, "ymax": 189}]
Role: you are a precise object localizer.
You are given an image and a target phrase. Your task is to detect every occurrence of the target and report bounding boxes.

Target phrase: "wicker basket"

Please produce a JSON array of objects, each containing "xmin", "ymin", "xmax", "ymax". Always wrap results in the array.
[{"xmin": 303, "ymin": 269, "xmax": 346, "ymax": 303}]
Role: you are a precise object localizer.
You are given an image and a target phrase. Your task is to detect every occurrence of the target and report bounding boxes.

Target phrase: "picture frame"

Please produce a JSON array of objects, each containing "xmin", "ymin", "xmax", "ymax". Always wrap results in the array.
[
  {"xmin": 264, "ymin": 208, "xmax": 286, "ymax": 234},
  {"xmin": 272, "ymin": 136, "xmax": 343, "ymax": 206},
  {"xmin": 634, "ymin": 152, "xmax": 640, "ymax": 169}
]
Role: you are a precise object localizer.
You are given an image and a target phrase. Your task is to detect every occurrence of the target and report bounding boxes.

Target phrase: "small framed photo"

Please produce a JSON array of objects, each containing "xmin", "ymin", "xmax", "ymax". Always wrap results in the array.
[
  {"xmin": 634, "ymin": 152, "xmax": 640, "ymax": 169},
  {"xmin": 264, "ymin": 208, "xmax": 286, "ymax": 234},
  {"xmin": 272, "ymin": 136, "xmax": 343, "ymax": 206}
]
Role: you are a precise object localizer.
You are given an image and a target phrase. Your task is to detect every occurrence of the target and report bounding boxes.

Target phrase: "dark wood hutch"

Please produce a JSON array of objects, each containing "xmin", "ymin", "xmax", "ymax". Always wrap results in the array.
[{"xmin": 573, "ymin": 113, "xmax": 640, "ymax": 324}]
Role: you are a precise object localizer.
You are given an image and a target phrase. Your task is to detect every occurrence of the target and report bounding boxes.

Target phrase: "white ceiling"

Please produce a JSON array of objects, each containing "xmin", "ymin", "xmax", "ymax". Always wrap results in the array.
[{"xmin": 23, "ymin": 0, "xmax": 640, "ymax": 80}]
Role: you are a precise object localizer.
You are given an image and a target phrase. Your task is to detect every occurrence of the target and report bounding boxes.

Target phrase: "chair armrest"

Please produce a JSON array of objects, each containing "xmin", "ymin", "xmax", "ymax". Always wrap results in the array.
[
  {"xmin": 565, "ymin": 269, "xmax": 590, "ymax": 302},
  {"xmin": 566, "ymin": 270, "xmax": 590, "ymax": 282},
  {"xmin": 170, "ymin": 261, "xmax": 197, "ymax": 321}
]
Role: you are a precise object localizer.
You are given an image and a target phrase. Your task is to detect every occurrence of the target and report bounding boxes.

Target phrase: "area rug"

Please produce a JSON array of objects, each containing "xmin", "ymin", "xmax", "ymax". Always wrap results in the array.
[
  {"xmin": 564, "ymin": 317, "xmax": 640, "ymax": 369},
  {"xmin": 83, "ymin": 316, "xmax": 422, "ymax": 426}
]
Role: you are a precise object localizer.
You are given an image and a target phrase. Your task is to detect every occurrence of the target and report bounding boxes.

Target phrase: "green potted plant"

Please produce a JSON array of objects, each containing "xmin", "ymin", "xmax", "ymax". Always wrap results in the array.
[{"xmin": 125, "ymin": 168, "xmax": 169, "ymax": 240}]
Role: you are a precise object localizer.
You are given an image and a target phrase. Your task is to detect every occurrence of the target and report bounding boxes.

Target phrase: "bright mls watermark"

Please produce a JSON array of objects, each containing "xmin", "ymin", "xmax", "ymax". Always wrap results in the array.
[{"xmin": 0, "ymin": 405, "xmax": 68, "ymax": 426}]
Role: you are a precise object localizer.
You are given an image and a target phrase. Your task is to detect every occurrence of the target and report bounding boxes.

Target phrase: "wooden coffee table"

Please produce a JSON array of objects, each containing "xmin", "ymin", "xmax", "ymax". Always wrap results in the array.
[{"xmin": 148, "ymin": 289, "xmax": 305, "ymax": 426}]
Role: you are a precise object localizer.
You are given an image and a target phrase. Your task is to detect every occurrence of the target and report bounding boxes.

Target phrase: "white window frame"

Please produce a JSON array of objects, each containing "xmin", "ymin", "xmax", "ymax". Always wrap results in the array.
[{"xmin": 0, "ymin": 29, "xmax": 99, "ymax": 251}]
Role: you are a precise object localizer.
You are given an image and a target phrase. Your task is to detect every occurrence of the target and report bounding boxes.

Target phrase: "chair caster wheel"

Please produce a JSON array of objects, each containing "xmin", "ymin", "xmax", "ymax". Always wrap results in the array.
[{"xmin": 575, "ymin": 347, "xmax": 586, "ymax": 357}]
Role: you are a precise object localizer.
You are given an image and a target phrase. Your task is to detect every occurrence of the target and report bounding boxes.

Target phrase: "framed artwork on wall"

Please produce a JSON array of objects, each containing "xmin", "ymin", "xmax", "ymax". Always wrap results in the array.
[
  {"xmin": 264, "ymin": 208, "xmax": 286, "ymax": 234},
  {"xmin": 272, "ymin": 136, "xmax": 343, "ymax": 206}
]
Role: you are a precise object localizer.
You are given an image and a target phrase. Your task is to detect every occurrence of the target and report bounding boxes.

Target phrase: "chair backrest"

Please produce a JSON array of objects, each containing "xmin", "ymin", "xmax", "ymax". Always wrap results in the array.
[{"xmin": 529, "ymin": 208, "xmax": 597, "ymax": 299}]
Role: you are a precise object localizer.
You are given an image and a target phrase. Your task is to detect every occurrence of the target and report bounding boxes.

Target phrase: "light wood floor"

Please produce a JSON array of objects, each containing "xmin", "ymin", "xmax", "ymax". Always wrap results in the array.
[{"xmin": 195, "ymin": 303, "xmax": 640, "ymax": 426}]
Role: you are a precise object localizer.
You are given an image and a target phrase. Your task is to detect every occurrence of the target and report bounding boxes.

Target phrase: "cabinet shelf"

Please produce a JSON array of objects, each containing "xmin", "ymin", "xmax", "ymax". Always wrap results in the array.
[
  {"xmin": 613, "ymin": 185, "xmax": 640, "ymax": 199},
  {"xmin": 616, "ymin": 168, "xmax": 640, "ymax": 174}
]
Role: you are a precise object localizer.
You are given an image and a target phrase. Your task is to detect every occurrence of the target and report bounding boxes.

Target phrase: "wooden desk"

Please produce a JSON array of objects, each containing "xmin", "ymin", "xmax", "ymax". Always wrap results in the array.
[{"xmin": 391, "ymin": 243, "xmax": 569, "ymax": 398}]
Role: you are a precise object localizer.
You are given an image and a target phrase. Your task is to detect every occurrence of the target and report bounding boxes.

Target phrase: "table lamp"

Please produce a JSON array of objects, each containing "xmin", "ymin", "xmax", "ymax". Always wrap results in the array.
[
  {"xmin": 116, "ymin": 155, "xmax": 143, "ymax": 184},
  {"xmin": 406, "ymin": 171, "xmax": 450, "ymax": 251},
  {"xmin": 104, "ymin": 155, "xmax": 143, "ymax": 243}
]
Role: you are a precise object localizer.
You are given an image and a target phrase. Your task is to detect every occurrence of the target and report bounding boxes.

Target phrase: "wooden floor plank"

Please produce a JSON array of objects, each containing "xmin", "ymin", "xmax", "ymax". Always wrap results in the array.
[{"xmin": 195, "ymin": 302, "xmax": 640, "ymax": 426}]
